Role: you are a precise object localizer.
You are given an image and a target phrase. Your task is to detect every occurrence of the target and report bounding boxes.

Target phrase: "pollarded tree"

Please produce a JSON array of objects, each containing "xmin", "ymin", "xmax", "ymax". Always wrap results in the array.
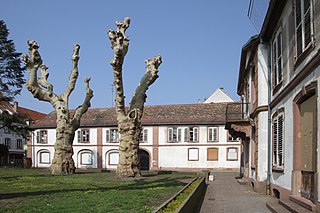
[
  {"xmin": 22, "ymin": 41, "xmax": 93, "ymax": 175},
  {"xmin": 107, "ymin": 17, "xmax": 162, "ymax": 177}
]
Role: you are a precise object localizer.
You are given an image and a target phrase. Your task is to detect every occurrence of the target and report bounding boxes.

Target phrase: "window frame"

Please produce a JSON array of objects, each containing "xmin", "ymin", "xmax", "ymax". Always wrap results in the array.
[
  {"xmin": 208, "ymin": 127, "xmax": 219, "ymax": 142},
  {"xmin": 5, "ymin": 138, "xmax": 11, "ymax": 149},
  {"xmin": 106, "ymin": 128, "xmax": 120, "ymax": 143},
  {"xmin": 16, "ymin": 139, "xmax": 23, "ymax": 149},
  {"xmin": 37, "ymin": 130, "xmax": 48, "ymax": 144},
  {"xmin": 207, "ymin": 148, "xmax": 219, "ymax": 161},
  {"xmin": 294, "ymin": 0, "xmax": 314, "ymax": 61},
  {"xmin": 168, "ymin": 127, "xmax": 182, "ymax": 143},
  {"xmin": 140, "ymin": 129, "xmax": 148, "ymax": 143},
  {"xmin": 39, "ymin": 150, "xmax": 51, "ymax": 164},
  {"xmin": 77, "ymin": 129, "xmax": 90, "ymax": 143},
  {"xmin": 188, "ymin": 148, "xmax": 199, "ymax": 161},
  {"xmin": 226, "ymin": 147, "xmax": 238, "ymax": 161},
  {"xmin": 184, "ymin": 127, "xmax": 199, "ymax": 142},
  {"xmin": 272, "ymin": 28, "xmax": 283, "ymax": 89}
]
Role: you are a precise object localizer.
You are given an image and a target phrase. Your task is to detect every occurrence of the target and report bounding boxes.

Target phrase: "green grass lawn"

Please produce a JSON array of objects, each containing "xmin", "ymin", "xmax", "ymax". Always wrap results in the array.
[{"xmin": 0, "ymin": 168, "xmax": 196, "ymax": 213}]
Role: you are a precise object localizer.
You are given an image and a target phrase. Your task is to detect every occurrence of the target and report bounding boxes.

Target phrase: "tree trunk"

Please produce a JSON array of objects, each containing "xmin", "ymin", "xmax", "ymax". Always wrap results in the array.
[
  {"xmin": 51, "ymin": 118, "xmax": 76, "ymax": 175},
  {"xmin": 116, "ymin": 110, "xmax": 142, "ymax": 177}
]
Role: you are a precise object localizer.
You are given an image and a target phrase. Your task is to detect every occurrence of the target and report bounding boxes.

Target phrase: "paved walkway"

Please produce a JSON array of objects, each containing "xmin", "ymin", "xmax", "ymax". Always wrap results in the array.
[{"xmin": 199, "ymin": 171, "xmax": 273, "ymax": 213}]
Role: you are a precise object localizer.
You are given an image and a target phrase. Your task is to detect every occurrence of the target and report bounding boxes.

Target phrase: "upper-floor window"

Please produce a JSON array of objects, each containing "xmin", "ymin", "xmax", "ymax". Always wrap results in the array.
[
  {"xmin": 16, "ymin": 139, "xmax": 23, "ymax": 149},
  {"xmin": 4, "ymin": 126, "xmax": 10, "ymax": 134},
  {"xmin": 273, "ymin": 110, "xmax": 285, "ymax": 169},
  {"xmin": 272, "ymin": 30, "xmax": 283, "ymax": 87},
  {"xmin": 295, "ymin": 0, "xmax": 313, "ymax": 57},
  {"xmin": 140, "ymin": 129, "xmax": 148, "ymax": 143},
  {"xmin": 37, "ymin": 130, "xmax": 48, "ymax": 144},
  {"xmin": 184, "ymin": 127, "xmax": 198, "ymax": 142},
  {"xmin": 168, "ymin": 127, "xmax": 182, "ymax": 142},
  {"xmin": 5, "ymin": 138, "xmax": 11, "ymax": 149},
  {"xmin": 77, "ymin": 129, "xmax": 90, "ymax": 143},
  {"xmin": 208, "ymin": 127, "xmax": 219, "ymax": 142},
  {"xmin": 106, "ymin": 128, "xmax": 119, "ymax": 143}
]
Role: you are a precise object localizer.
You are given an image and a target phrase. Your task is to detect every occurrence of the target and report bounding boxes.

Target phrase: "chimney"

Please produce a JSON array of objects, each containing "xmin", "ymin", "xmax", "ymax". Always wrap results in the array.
[{"xmin": 13, "ymin": 101, "xmax": 18, "ymax": 112}]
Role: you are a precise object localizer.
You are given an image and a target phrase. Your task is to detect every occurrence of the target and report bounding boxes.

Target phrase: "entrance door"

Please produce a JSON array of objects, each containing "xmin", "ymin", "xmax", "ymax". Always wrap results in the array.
[
  {"xmin": 139, "ymin": 149, "xmax": 150, "ymax": 170},
  {"xmin": 300, "ymin": 95, "xmax": 317, "ymax": 202}
]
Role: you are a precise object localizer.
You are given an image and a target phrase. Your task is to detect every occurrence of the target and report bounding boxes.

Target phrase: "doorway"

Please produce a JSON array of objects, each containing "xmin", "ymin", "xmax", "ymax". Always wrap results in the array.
[{"xmin": 139, "ymin": 149, "xmax": 150, "ymax": 170}]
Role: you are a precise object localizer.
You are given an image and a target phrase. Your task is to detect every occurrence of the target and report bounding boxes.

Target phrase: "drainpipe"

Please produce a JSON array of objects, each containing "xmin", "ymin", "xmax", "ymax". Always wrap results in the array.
[{"xmin": 266, "ymin": 40, "xmax": 272, "ymax": 195}]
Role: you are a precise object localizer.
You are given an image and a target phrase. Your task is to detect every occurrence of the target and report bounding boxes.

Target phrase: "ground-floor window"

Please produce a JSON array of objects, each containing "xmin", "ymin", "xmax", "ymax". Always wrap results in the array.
[{"xmin": 207, "ymin": 148, "xmax": 218, "ymax": 161}]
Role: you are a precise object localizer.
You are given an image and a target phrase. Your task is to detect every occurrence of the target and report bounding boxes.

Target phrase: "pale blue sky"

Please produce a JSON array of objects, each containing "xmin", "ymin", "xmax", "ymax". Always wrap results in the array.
[{"xmin": 2, "ymin": 0, "xmax": 258, "ymax": 113}]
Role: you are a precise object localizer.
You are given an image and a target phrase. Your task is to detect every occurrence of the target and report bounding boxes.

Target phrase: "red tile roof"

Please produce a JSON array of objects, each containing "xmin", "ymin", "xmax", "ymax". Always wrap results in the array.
[
  {"xmin": 17, "ymin": 107, "xmax": 47, "ymax": 121},
  {"xmin": 31, "ymin": 103, "xmax": 229, "ymax": 128}
]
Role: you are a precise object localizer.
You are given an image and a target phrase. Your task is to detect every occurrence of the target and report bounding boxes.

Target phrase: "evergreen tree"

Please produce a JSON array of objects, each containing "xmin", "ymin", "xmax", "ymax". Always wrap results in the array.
[{"xmin": 0, "ymin": 20, "xmax": 26, "ymax": 102}]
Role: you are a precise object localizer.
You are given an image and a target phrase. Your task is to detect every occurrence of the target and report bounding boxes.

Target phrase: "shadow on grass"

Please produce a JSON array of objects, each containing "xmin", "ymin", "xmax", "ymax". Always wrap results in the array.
[{"xmin": 0, "ymin": 176, "xmax": 188, "ymax": 200}]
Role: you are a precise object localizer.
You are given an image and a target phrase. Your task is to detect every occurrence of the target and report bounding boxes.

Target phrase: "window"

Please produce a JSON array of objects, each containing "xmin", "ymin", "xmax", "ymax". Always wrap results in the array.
[
  {"xmin": 106, "ymin": 128, "xmax": 119, "ymax": 143},
  {"xmin": 37, "ymin": 130, "xmax": 48, "ymax": 144},
  {"xmin": 140, "ymin": 129, "xmax": 148, "ymax": 143},
  {"xmin": 295, "ymin": 0, "xmax": 313, "ymax": 57},
  {"xmin": 184, "ymin": 127, "xmax": 198, "ymax": 142},
  {"xmin": 4, "ymin": 126, "xmax": 10, "ymax": 134},
  {"xmin": 80, "ymin": 151, "xmax": 93, "ymax": 165},
  {"xmin": 168, "ymin": 127, "xmax": 182, "ymax": 142},
  {"xmin": 109, "ymin": 151, "xmax": 119, "ymax": 165},
  {"xmin": 208, "ymin": 127, "xmax": 219, "ymax": 142},
  {"xmin": 16, "ymin": 139, "xmax": 22, "ymax": 149},
  {"xmin": 273, "ymin": 111, "xmax": 284, "ymax": 168},
  {"xmin": 272, "ymin": 30, "xmax": 283, "ymax": 87},
  {"xmin": 39, "ymin": 150, "xmax": 50, "ymax": 164},
  {"xmin": 5, "ymin": 138, "xmax": 11, "ymax": 149},
  {"xmin": 207, "ymin": 148, "xmax": 218, "ymax": 161},
  {"xmin": 227, "ymin": 147, "xmax": 238, "ymax": 161},
  {"xmin": 188, "ymin": 148, "xmax": 199, "ymax": 161},
  {"xmin": 77, "ymin": 129, "xmax": 90, "ymax": 143}
]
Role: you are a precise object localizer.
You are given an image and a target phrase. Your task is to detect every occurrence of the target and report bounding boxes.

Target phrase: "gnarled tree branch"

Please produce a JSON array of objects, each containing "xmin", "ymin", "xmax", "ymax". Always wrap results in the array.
[
  {"xmin": 22, "ymin": 40, "xmax": 56, "ymax": 103},
  {"xmin": 108, "ymin": 17, "xmax": 131, "ymax": 117},
  {"xmin": 64, "ymin": 44, "xmax": 80, "ymax": 101},
  {"xmin": 130, "ymin": 55, "xmax": 162, "ymax": 111},
  {"xmin": 38, "ymin": 65, "xmax": 53, "ymax": 93},
  {"xmin": 72, "ymin": 78, "xmax": 94, "ymax": 127}
]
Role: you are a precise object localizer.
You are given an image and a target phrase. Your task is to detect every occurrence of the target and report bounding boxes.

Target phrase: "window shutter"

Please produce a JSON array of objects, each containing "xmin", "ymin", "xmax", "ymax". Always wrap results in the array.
[
  {"xmin": 277, "ymin": 32, "xmax": 282, "ymax": 83},
  {"xmin": 168, "ymin": 128, "xmax": 173, "ymax": 142},
  {"xmin": 194, "ymin": 128, "xmax": 198, "ymax": 141},
  {"xmin": 272, "ymin": 42, "xmax": 277, "ymax": 86},
  {"xmin": 296, "ymin": 0, "xmax": 303, "ymax": 56},
  {"xmin": 273, "ymin": 118, "xmax": 278, "ymax": 165},
  {"xmin": 184, "ymin": 128, "xmax": 189, "ymax": 142},
  {"xmin": 213, "ymin": 128, "xmax": 218, "ymax": 141},
  {"xmin": 208, "ymin": 128, "xmax": 213, "ymax": 141},
  {"xmin": 143, "ymin": 129, "xmax": 148, "ymax": 142},
  {"xmin": 37, "ymin": 131, "xmax": 40, "ymax": 143},
  {"xmin": 77, "ymin": 130, "xmax": 81, "ymax": 143},
  {"xmin": 278, "ymin": 115, "xmax": 284, "ymax": 166},
  {"xmin": 177, "ymin": 128, "xmax": 182, "ymax": 142},
  {"xmin": 106, "ymin": 129, "xmax": 110, "ymax": 142},
  {"xmin": 304, "ymin": 0, "xmax": 311, "ymax": 48}
]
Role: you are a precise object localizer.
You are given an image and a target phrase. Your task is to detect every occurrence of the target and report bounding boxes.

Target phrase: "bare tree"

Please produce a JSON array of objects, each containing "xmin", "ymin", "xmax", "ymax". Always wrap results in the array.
[
  {"xmin": 108, "ymin": 17, "xmax": 162, "ymax": 177},
  {"xmin": 22, "ymin": 41, "xmax": 93, "ymax": 175}
]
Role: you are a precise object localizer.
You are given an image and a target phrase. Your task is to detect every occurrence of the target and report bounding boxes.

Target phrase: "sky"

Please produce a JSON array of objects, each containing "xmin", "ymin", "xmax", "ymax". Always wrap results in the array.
[{"xmin": 1, "ymin": 0, "xmax": 260, "ymax": 114}]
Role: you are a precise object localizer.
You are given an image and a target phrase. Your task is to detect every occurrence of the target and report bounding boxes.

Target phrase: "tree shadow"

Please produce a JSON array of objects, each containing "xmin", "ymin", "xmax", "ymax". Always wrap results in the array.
[{"xmin": 0, "ymin": 175, "xmax": 191, "ymax": 201}]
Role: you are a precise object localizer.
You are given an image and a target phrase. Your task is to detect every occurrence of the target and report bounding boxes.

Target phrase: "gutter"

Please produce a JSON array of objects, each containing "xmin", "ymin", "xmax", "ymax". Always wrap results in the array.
[{"xmin": 266, "ymin": 39, "xmax": 272, "ymax": 194}]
